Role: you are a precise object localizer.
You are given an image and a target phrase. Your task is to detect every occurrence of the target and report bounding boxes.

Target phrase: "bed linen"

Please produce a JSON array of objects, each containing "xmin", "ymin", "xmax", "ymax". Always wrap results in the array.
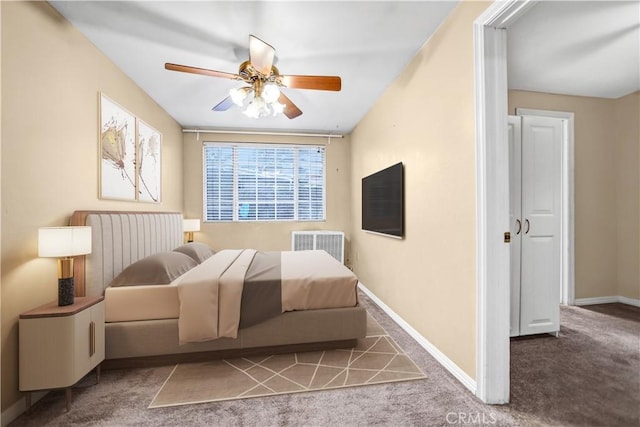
[
  {"xmin": 177, "ymin": 249, "xmax": 358, "ymax": 344},
  {"xmin": 103, "ymin": 250, "xmax": 359, "ymax": 327}
]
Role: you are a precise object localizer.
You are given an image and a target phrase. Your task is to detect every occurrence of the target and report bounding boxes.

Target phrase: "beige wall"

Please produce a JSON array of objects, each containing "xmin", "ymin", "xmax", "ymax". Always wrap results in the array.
[
  {"xmin": 614, "ymin": 92, "xmax": 640, "ymax": 300},
  {"xmin": 349, "ymin": 1, "xmax": 490, "ymax": 380},
  {"xmin": 183, "ymin": 132, "xmax": 352, "ymax": 255},
  {"xmin": 1, "ymin": 2, "xmax": 183, "ymax": 411},
  {"xmin": 508, "ymin": 90, "xmax": 639, "ymax": 300}
]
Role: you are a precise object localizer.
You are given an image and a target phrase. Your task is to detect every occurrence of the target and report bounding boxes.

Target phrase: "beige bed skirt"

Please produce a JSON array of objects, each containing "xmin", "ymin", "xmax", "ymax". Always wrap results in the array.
[{"xmin": 105, "ymin": 305, "xmax": 367, "ymax": 360}]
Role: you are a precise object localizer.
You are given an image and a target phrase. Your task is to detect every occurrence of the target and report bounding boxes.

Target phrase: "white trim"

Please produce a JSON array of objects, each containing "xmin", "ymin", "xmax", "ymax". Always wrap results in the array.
[
  {"xmin": 574, "ymin": 296, "xmax": 619, "ymax": 306},
  {"xmin": 358, "ymin": 283, "xmax": 476, "ymax": 393},
  {"xmin": 575, "ymin": 296, "xmax": 640, "ymax": 308},
  {"xmin": 474, "ymin": 0, "xmax": 538, "ymax": 405},
  {"xmin": 515, "ymin": 108, "xmax": 575, "ymax": 306},
  {"xmin": 1, "ymin": 391, "xmax": 47, "ymax": 427},
  {"xmin": 479, "ymin": 0, "xmax": 535, "ymax": 28},
  {"xmin": 619, "ymin": 296, "xmax": 640, "ymax": 307}
]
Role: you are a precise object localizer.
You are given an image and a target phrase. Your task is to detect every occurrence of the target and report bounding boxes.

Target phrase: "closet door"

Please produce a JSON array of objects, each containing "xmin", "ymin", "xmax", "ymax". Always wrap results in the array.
[
  {"xmin": 519, "ymin": 116, "xmax": 562, "ymax": 336},
  {"xmin": 508, "ymin": 116, "xmax": 522, "ymax": 338}
]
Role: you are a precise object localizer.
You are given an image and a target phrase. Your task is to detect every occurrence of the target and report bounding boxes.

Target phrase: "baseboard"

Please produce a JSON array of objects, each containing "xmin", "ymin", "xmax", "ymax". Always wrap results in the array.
[
  {"xmin": 1, "ymin": 391, "xmax": 47, "ymax": 427},
  {"xmin": 618, "ymin": 296, "xmax": 640, "ymax": 307},
  {"xmin": 358, "ymin": 283, "xmax": 477, "ymax": 394},
  {"xmin": 574, "ymin": 295, "xmax": 640, "ymax": 307},
  {"xmin": 574, "ymin": 296, "xmax": 619, "ymax": 306}
]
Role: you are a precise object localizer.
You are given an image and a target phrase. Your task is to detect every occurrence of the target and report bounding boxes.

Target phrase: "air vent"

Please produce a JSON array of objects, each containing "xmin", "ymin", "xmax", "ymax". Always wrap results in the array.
[{"xmin": 291, "ymin": 231, "xmax": 345, "ymax": 264}]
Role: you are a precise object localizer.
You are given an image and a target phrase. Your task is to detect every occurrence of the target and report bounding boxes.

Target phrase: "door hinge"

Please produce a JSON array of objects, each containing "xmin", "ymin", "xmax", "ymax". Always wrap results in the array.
[{"xmin": 504, "ymin": 231, "xmax": 511, "ymax": 243}]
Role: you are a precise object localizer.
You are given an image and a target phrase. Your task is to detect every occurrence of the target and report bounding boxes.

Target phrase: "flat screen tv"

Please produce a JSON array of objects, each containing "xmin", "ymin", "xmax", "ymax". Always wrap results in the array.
[{"xmin": 362, "ymin": 162, "xmax": 404, "ymax": 238}]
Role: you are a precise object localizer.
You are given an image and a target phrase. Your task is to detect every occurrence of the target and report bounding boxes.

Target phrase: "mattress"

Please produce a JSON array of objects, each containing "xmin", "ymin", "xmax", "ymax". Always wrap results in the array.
[{"xmin": 105, "ymin": 284, "xmax": 179, "ymax": 322}]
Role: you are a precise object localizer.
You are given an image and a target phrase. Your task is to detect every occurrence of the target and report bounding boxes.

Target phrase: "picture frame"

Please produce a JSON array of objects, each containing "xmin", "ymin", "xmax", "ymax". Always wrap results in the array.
[
  {"xmin": 99, "ymin": 94, "xmax": 137, "ymax": 201},
  {"xmin": 99, "ymin": 93, "xmax": 162, "ymax": 203},
  {"xmin": 136, "ymin": 119, "xmax": 162, "ymax": 203}
]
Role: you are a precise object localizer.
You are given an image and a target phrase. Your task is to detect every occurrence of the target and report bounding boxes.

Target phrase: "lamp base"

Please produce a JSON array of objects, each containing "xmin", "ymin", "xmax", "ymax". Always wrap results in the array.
[{"xmin": 58, "ymin": 277, "xmax": 74, "ymax": 306}]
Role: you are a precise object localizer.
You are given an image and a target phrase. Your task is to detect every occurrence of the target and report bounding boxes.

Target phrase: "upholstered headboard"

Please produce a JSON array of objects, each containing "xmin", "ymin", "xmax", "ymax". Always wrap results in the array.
[{"xmin": 70, "ymin": 211, "xmax": 183, "ymax": 297}]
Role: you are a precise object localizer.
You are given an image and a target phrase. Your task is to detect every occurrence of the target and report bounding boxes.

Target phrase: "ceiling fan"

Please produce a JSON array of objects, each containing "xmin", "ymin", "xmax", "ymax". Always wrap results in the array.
[{"xmin": 165, "ymin": 35, "xmax": 341, "ymax": 119}]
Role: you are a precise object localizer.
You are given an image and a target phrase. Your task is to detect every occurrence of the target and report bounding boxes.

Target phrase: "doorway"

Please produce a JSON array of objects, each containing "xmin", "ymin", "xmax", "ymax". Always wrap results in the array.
[
  {"xmin": 473, "ymin": 0, "xmax": 580, "ymax": 404},
  {"xmin": 473, "ymin": 0, "xmax": 538, "ymax": 404}
]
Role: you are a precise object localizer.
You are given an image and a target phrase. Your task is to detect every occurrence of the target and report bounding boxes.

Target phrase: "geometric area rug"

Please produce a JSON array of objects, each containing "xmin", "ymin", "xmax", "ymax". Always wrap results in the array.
[{"xmin": 149, "ymin": 314, "xmax": 426, "ymax": 408}]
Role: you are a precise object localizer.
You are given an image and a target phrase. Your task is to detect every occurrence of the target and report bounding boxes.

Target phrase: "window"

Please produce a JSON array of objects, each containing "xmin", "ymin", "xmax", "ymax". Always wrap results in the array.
[{"xmin": 204, "ymin": 143, "xmax": 326, "ymax": 222}]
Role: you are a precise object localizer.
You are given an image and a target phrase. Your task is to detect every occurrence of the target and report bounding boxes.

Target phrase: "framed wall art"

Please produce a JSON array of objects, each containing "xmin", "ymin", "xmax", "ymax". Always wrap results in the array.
[
  {"xmin": 99, "ymin": 93, "xmax": 162, "ymax": 203},
  {"xmin": 100, "ymin": 94, "xmax": 137, "ymax": 201},
  {"xmin": 137, "ymin": 119, "xmax": 162, "ymax": 203}
]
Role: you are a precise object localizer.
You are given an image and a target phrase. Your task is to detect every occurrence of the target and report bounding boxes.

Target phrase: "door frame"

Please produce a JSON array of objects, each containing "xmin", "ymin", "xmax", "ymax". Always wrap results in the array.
[
  {"xmin": 516, "ymin": 108, "xmax": 575, "ymax": 307},
  {"xmin": 473, "ymin": 0, "xmax": 538, "ymax": 404}
]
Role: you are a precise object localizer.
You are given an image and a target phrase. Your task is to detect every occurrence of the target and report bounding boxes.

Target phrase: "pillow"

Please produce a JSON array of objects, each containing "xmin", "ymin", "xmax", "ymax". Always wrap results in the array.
[
  {"xmin": 173, "ymin": 242, "xmax": 216, "ymax": 264},
  {"xmin": 109, "ymin": 252, "xmax": 198, "ymax": 287}
]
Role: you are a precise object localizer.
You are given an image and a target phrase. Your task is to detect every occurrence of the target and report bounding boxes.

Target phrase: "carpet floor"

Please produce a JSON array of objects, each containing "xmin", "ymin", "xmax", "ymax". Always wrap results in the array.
[
  {"xmin": 9, "ymin": 292, "xmax": 640, "ymax": 426},
  {"xmin": 506, "ymin": 302, "xmax": 640, "ymax": 427}
]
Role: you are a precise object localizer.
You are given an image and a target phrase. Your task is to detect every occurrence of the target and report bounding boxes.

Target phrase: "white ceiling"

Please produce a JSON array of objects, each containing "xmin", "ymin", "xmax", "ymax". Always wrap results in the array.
[
  {"xmin": 508, "ymin": 1, "xmax": 639, "ymax": 99},
  {"xmin": 49, "ymin": 1, "xmax": 458, "ymax": 134},
  {"xmin": 50, "ymin": 1, "xmax": 639, "ymax": 134}
]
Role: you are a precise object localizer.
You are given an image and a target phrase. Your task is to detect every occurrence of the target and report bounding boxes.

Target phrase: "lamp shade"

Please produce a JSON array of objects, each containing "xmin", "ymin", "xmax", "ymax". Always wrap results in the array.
[
  {"xmin": 183, "ymin": 219, "xmax": 201, "ymax": 233},
  {"xmin": 38, "ymin": 226, "xmax": 92, "ymax": 258}
]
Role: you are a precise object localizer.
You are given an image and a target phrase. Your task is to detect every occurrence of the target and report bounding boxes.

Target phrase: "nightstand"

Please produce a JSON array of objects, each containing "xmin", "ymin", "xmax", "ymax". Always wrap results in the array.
[{"xmin": 19, "ymin": 296, "xmax": 105, "ymax": 411}]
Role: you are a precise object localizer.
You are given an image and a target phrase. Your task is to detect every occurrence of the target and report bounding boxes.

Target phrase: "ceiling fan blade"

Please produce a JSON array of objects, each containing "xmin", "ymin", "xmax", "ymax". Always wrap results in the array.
[
  {"xmin": 279, "ymin": 75, "xmax": 341, "ymax": 91},
  {"xmin": 165, "ymin": 63, "xmax": 241, "ymax": 80},
  {"xmin": 249, "ymin": 35, "xmax": 275, "ymax": 76},
  {"xmin": 212, "ymin": 96, "xmax": 235, "ymax": 111},
  {"xmin": 278, "ymin": 92, "xmax": 303, "ymax": 119}
]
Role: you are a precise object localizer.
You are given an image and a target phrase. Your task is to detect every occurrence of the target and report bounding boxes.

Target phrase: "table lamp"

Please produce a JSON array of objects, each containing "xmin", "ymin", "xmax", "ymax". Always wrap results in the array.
[
  {"xmin": 38, "ymin": 226, "xmax": 92, "ymax": 306},
  {"xmin": 183, "ymin": 219, "xmax": 200, "ymax": 243}
]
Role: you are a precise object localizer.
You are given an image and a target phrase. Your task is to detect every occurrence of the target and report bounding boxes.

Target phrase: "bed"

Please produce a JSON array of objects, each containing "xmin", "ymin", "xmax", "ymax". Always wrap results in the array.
[{"xmin": 69, "ymin": 210, "xmax": 367, "ymax": 367}]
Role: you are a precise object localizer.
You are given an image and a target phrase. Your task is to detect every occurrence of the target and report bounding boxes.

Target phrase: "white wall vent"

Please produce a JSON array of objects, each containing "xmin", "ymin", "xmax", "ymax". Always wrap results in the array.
[{"xmin": 292, "ymin": 231, "xmax": 345, "ymax": 264}]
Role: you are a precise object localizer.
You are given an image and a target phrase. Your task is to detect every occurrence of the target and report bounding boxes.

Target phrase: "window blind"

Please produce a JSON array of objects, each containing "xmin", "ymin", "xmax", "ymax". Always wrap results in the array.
[{"xmin": 204, "ymin": 143, "xmax": 326, "ymax": 222}]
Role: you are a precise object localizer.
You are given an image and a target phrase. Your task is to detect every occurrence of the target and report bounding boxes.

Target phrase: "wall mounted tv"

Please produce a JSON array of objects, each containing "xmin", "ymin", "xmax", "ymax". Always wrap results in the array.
[{"xmin": 361, "ymin": 162, "xmax": 404, "ymax": 238}]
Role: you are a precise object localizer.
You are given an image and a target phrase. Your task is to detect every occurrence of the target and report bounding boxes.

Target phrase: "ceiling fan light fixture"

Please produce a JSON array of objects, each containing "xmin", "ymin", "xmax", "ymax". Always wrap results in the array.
[
  {"xmin": 229, "ymin": 87, "xmax": 248, "ymax": 107},
  {"xmin": 243, "ymin": 96, "xmax": 284, "ymax": 119},
  {"xmin": 262, "ymin": 83, "xmax": 280, "ymax": 104},
  {"xmin": 166, "ymin": 35, "xmax": 340, "ymax": 120},
  {"xmin": 271, "ymin": 101, "xmax": 285, "ymax": 116},
  {"xmin": 243, "ymin": 96, "xmax": 265, "ymax": 119},
  {"xmin": 242, "ymin": 84, "xmax": 285, "ymax": 119}
]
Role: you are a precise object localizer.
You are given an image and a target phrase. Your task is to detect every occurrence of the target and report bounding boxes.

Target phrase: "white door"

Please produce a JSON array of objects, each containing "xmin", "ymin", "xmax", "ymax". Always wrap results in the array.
[
  {"xmin": 519, "ymin": 116, "xmax": 562, "ymax": 336},
  {"xmin": 508, "ymin": 116, "xmax": 522, "ymax": 337},
  {"xmin": 509, "ymin": 115, "xmax": 562, "ymax": 336}
]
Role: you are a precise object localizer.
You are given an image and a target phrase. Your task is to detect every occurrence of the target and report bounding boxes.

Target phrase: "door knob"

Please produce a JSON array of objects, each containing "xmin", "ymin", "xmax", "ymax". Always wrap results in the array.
[
  {"xmin": 524, "ymin": 219, "xmax": 530, "ymax": 234},
  {"xmin": 515, "ymin": 219, "xmax": 522, "ymax": 235}
]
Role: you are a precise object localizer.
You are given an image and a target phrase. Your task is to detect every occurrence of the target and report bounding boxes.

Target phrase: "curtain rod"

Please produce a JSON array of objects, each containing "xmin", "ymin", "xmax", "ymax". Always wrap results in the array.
[{"xmin": 182, "ymin": 129, "xmax": 344, "ymax": 139}]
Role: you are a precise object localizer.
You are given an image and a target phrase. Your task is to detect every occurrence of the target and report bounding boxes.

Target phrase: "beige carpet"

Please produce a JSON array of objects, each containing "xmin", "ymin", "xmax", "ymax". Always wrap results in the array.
[{"xmin": 149, "ymin": 314, "xmax": 425, "ymax": 408}]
